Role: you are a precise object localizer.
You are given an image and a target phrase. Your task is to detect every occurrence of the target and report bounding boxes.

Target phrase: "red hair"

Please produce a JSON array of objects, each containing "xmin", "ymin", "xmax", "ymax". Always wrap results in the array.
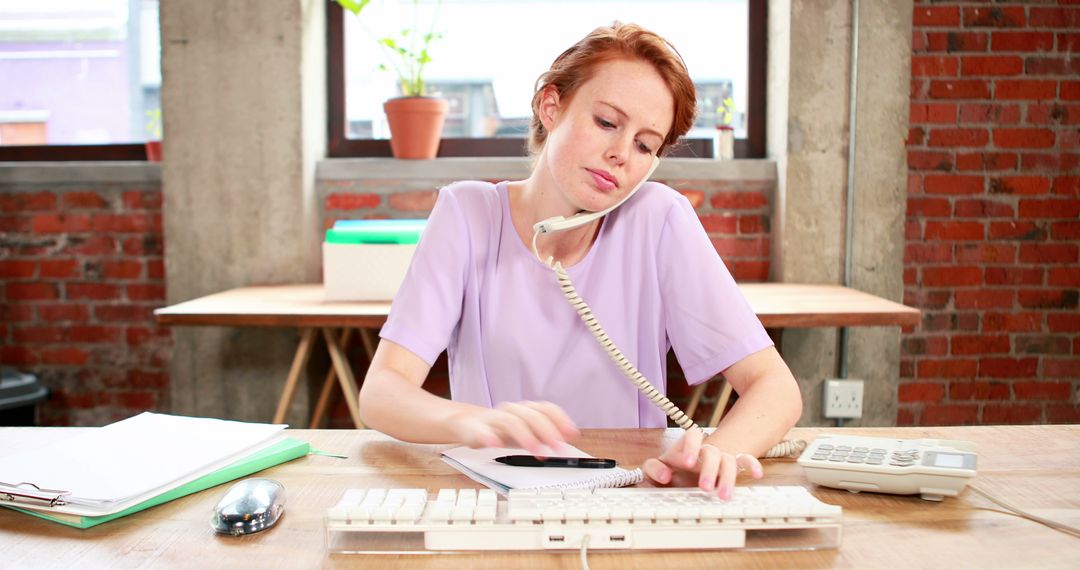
[{"xmin": 529, "ymin": 22, "xmax": 697, "ymax": 157}]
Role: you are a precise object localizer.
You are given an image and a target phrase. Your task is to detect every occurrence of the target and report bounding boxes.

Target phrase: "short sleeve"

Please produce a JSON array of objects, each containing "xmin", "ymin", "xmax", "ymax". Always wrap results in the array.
[
  {"xmin": 379, "ymin": 187, "xmax": 469, "ymax": 365},
  {"xmin": 658, "ymin": 197, "xmax": 773, "ymax": 384}
]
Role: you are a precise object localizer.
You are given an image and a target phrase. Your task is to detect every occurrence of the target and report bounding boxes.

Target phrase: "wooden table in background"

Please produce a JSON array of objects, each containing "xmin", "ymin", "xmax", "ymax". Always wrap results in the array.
[
  {"xmin": 155, "ymin": 285, "xmax": 390, "ymax": 429},
  {"xmin": 154, "ymin": 283, "xmax": 920, "ymax": 429},
  {"xmin": 3, "ymin": 425, "xmax": 1077, "ymax": 568}
]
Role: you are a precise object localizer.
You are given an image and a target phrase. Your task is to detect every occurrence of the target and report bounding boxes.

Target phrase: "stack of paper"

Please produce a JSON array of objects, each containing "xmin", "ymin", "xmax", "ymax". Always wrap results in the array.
[
  {"xmin": 0, "ymin": 412, "xmax": 308, "ymax": 528},
  {"xmin": 441, "ymin": 444, "xmax": 643, "ymax": 495}
]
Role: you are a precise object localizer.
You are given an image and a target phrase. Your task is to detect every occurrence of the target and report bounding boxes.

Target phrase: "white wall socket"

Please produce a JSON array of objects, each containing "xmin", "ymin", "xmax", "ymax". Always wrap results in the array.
[{"xmin": 823, "ymin": 379, "xmax": 864, "ymax": 419}]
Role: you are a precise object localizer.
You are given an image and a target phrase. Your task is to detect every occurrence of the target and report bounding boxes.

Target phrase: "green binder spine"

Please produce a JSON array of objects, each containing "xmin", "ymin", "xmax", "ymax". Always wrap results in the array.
[{"xmin": 5, "ymin": 437, "xmax": 310, "ymax": 529}]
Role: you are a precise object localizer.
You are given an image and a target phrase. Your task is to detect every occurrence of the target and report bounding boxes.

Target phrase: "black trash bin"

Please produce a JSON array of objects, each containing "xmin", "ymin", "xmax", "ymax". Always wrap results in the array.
[{"xmin": 0, "ymin": 368, "xmax": 49, "ymax": 426}]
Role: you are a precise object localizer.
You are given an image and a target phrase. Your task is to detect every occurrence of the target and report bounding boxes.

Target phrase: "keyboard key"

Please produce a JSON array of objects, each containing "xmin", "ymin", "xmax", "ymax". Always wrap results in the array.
[
  {"xmin": 346, "ymin": 506, "xmax": 370, "ymax": 522},
  {"xmin": 585, "ymin": 506, "xmax": 609, "ymax": 523},
  {"xmin": 456, "ymin": 489, "xmax": 476, "ymax": 506},
  {"xmin": 477, "ymin": 489, "xmax": 497, "ymax": 506},
  {"xmin": 394, "ymin": 505, "xmax": 423, "ymax": 523},
  {"xmin": 474, "ymin": 505, "xmax": 496, "ymax": 523},
  {"xmin": 655, "ymin": 505, "xmax": 679, "ymax": 520},
  {"xmin": 508, "ymin": 506, "xmax": 541, "ymax": 522},
  {"xmin": 370, "ymin": 505, "xmax": 394, "ymax": 522},
  {"xmin": 631, "ymin": 505, "xmax": 655, "ymax": 522},
  {"xmin": 450, "ymin": 505, "xmax": 474, "ymax": 522},
  {"xmin": 564, "ymin": 506, "xmax": 588, "ymax": 521},
  {"xmin": 541, "ymin": 506, "xmax": 564, "ymax": 523},
  {"xmin": 361, "ymin": 489, "xmax": 386, "ymax": 508},
  {"xmin": 427, "ymin": 503, "xmax": 451, "ymax": 522}
]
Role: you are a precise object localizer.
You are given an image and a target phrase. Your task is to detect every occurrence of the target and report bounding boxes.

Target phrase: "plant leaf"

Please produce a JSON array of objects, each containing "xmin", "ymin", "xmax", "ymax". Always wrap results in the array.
[
  {"xmin": 347, "ymin": 0, "xmax": 443, "ymax": 98},
  {"xmin": 335, "ymin": 0, "xmax": 370, "ymax": 16}
]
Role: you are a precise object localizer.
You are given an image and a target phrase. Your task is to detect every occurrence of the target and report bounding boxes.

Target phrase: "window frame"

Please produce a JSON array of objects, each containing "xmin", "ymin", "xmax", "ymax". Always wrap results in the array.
[
  {"xmin": 0, "ymin": 144, "xmax": 149, "ymax": 161},
  {"xmin": 0, "ymin": 2, "xmax": 765, "ymax": 162},
  {"xmin": 0, "ymin": 0, "xmax": 159, "ymax": 163},
  {"xmin": 327, "ymin": 1, "xmax": 766, "ymax": 159}
]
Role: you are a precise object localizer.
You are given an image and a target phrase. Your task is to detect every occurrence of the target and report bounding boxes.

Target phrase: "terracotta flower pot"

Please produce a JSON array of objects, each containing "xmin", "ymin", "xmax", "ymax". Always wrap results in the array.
[
  {"xmin": 383, "ymin": 97, "xmax": 449, "ymax": 159},
  {"xmin": 145, "ymin": 140, "xmax": 163, "ymax": 162}
]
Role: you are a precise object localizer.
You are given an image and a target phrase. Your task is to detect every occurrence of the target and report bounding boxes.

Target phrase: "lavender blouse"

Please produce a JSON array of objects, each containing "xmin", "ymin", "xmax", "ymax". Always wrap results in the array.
[{"xmin": 380, "ymin": 180, "xmax": 772, "ymax": 428}]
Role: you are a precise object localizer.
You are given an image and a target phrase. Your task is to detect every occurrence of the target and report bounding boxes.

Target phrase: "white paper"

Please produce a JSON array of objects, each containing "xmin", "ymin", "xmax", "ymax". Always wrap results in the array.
[
  {"xmin": 441, "ymin": 444, "xmax": 642, "ymax": 494},
  {"xmin": 0, "ymin": 412, "xmax": 285, "ymax": 510}
]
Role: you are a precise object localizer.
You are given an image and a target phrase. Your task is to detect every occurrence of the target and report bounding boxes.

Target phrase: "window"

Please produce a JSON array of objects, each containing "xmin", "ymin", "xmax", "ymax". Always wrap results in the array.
[
  {"xmin": 0, "ymin": 0, "xmax": 161, "ymax": 160},
  {"xmin": 329, "ymin": 0, "xmax": 765, "ymax": 158}
]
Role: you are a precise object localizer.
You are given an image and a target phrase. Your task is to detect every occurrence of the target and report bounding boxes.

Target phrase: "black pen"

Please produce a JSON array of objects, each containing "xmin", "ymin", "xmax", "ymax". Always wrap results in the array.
[{"xmin": 494, "ymin": 455, "xmax": 617, "ymax": 469}]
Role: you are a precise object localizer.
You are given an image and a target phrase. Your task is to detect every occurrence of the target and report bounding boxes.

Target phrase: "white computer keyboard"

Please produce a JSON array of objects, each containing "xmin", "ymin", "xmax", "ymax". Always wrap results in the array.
[{"xmin": 325, "ymin": 486, "xmax": 843, "ymax": 553}]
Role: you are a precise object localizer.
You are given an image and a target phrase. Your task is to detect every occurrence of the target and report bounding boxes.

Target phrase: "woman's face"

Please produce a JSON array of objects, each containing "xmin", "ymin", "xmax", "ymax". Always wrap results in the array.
[{"xmin": 539, "ymin": 57, "xmax": 675, "ymax": 214}]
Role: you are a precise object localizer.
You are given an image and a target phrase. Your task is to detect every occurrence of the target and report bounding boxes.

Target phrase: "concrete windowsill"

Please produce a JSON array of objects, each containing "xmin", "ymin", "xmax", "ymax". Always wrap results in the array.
[
  {"xmin": 0, "ymin": 157, "xmax": 777, "ymax": 187},
  {"xmin": 0, "ymin": 161, "xmax": 162, "ymax": 185},
  {"xmin": 317, "ymin": 157, "xmax": 777, "ymax": 181}
]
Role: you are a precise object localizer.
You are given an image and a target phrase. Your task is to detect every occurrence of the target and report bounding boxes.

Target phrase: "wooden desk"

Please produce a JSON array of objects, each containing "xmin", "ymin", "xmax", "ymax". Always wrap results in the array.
[
  {"xmin": 3, "ymin": 426, "xmax": 1077, "ymax": 568},
  {"xmin": 739, "ymin": 283, "xmax": 919, "ymax": 328},
  {"xmin": 154, "ymin": 284, "xmax": 919, "ymax": 429},
  {"xmin": 156, "ymin": 285, "xmax": 392, "ymax": 429}
]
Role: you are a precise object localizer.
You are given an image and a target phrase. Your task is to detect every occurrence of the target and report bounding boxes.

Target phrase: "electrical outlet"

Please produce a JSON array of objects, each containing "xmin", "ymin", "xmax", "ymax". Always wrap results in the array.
[{"xmin": 823, "ymin": 379, "xmax": 864, "ymax": 419}]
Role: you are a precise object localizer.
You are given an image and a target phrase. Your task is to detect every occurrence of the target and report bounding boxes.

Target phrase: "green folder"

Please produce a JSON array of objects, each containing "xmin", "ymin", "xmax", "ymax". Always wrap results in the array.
[
  {"xmin": 326, "ymin": 219, "xmax": 426, "ymax": 244},
  {"xmin": 3, "ymin": 437, "xmax": 310, "ymax": 529}
]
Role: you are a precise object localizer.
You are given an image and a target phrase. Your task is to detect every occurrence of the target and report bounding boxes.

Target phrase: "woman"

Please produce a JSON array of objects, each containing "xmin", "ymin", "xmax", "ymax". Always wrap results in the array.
[{"xmin": 359, "ymin": 22, "xmax": 802, "ymax": 498}]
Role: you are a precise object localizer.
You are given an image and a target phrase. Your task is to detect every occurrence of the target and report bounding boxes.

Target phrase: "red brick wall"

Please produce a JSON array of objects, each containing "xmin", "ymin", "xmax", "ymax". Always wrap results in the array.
[
  {"xmin": 0, "ymin": 185, "xmax": 170, "ymax": 426},
  {"xmin": 321, "ymin": 177, "xmax": 774, "ymax": 282},
  {"xmin": 903, "ymin": 1, "xmax": 1080, "ymax": 425}
]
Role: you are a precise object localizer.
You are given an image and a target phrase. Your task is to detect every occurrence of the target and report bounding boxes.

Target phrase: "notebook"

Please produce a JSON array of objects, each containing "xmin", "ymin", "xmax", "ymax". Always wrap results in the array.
[
  {"xmin": 0, "ymin": 412, "xmax": 289, "ymax": 518},
  {"xmin": 4, "ymin": 437, "xmax": 310, "ymax": 529},
  {"xmin": 441, "ymin": 444, "xmax": 643, "ymax": 495}
]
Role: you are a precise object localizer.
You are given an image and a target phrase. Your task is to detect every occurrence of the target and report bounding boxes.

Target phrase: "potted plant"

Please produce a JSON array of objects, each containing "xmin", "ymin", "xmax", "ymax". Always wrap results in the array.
[
  {"xmin": 336, "ymin": 0, "xmax": 447, "ymax": 159},
  {"xmin": 145, "ymin": 108, "xmax": 163, "ymax": 162}
]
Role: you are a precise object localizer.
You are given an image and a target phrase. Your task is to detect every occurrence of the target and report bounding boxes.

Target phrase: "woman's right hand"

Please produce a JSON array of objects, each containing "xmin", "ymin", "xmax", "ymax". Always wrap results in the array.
[{"xmin": 451, "ymin": 401, "xmax": 580, "ymax": 456}]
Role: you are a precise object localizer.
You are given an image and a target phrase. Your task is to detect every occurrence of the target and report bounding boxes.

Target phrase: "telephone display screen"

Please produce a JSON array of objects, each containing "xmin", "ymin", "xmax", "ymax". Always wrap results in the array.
[{"xmin": 933, "ymin": 453, "xmax": 965, "ymax": 469}]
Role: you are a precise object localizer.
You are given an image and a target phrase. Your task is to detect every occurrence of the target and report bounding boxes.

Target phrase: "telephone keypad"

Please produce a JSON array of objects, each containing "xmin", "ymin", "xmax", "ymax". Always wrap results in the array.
[
  {"xmin": 806, "ymin": 440, "xmax": 928, "ymax": 467},
  {"xmin": 807, "ymin": 442, "xmax": 927, "ymax": 467}
]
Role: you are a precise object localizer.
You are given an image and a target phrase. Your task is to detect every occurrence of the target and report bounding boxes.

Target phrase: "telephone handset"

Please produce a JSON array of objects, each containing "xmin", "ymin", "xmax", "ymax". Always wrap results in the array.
[
  {"xmin": 531, "ymin": 158, "xmax": 805, "ymax": 459},
  {"xmin": 532, "ymin": 157, "xmax": 661, "ymax": 235}
]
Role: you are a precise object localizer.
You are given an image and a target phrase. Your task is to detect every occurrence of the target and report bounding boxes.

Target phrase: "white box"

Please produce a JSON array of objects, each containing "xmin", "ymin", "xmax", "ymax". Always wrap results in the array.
[{"xmin": 323, "ymin": 241, "xmax": 417, "ymax": 301}]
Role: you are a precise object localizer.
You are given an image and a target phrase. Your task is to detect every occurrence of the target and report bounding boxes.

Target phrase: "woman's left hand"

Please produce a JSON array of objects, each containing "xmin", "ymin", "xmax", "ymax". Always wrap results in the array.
[{"xmin": 642, "ymin": 428, "xmax": 763, "ymax": 499}]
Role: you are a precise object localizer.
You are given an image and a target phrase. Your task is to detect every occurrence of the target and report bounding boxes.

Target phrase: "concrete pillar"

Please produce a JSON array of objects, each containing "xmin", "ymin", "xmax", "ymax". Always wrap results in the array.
[
  {"xmin": 846, "ymin": 3, "xmax": 913, "ymax": 426},
  {"xmin": 768, "ymin": 0, "xmax": 912, "ymax": 426},
  {"xmin": 161, "ymin": 0, "xmax": 326, "ymax": 422}
]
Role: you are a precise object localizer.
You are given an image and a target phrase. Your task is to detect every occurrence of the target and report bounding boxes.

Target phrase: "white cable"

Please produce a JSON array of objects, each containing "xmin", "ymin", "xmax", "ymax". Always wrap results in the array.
[
  {"xmin": 968, "ymin": 484, "xmax": 1080, "ymax": 539},
  {"xmin": 532, "ymin": 230, "xmax": 806, "ymax": 457},
  {"xmin": 579, "ymin": 533, "xmax": 591, "ymax": 570},
  {"xmin": 550, "ymin": 256, "xmax": 695, "ymax": 429},
  {"xmin": 761, "ymin": 438, "xmax": 807, "ymax": 459}
]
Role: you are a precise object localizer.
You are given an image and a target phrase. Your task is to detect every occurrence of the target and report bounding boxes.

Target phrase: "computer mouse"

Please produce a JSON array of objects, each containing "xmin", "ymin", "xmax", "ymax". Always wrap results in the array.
[{"xmin": 210, "ymin": 478, "xmax": 286, "ymax": 536}]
